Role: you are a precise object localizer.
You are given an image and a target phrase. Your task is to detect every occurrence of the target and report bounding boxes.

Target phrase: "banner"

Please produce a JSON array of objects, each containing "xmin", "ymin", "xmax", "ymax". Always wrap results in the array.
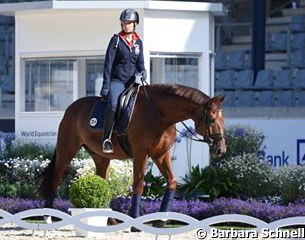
[{"xmin": 227, "ymin": 119, "xmax": 305, "ymax": 167}]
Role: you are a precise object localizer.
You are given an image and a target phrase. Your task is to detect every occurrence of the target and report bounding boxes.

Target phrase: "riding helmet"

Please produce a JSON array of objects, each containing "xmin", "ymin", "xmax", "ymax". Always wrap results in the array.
[{"xmin": 120, "ymin": 9, "xmax": 139, "ymax": 24}]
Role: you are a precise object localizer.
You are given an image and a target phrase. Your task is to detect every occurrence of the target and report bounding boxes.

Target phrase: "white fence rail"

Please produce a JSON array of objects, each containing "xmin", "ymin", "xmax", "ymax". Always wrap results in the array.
[{"xmin": 1, "ymin": 208, "xmax": 305, "ymax": 239}]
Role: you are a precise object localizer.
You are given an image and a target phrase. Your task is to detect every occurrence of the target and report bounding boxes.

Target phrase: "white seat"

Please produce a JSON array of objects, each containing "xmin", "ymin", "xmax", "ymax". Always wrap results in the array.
[
  {"xmin": 275, "ymin": 91, "xmax": 294, "ymax": 107},
  {"xmin": 271, "ymin": 31, "xmax": 287, "ymax": 52},
  {"xmin": 294, "ymin": 91, "xmax": 305, "ymax": 106},
  {"xmin": 235, "ymin": 69, "xmax": 254, "ymax": 89},
  {"xmin": 244, "ymin": 52, "xmax": 252, "ymax": 69},
  {"xmin": 288, "ymin": 50, "xmax": 305, "ymax": 68},
  {"xmin": 1, "ymin": 75, "xmax": 14, "ymax": 93},
  {"xmin": 235, "ymin": 91, "xmax": 255, "ymax": 107},
  {"xmin": 255, "ymin": 90, "xmax": 275, "ymax": 107},
  {"xmin": 215, "ymin": 70, "xmax": 235, "ymax": 90},
  {"xmin": 293, "ymin": 69, "xmax": 305, "ymax": 89},
  {"xmin": 253, "ymin": 69, "xmax": 274, "ymax": 89},
  {"xmin": 289, "ymin": 14, "xmax": 305, "ymax": 33},
  {"xmin": 265, "ymin": 32, "xmax": 272, "ymax": 52},
  {"xmin": 225, "ymin": 50, "xmax": 247, "ymax": 70},
  {"xmin": 273, "ymin": 69, "xmax": 293, "ymax": 89},
  {"xmin": 291, "ymin": 33, "xmax": 305, "ymax": 50},
  {"xmin": 215, "ymin": 50, "xmax": 228, "ymax": 71}
]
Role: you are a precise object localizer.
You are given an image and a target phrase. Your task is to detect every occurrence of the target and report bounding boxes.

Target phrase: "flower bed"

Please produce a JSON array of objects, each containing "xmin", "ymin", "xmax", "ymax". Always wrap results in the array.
[
  {"xmin": 110, "ymin": 197, "xmax": 305, "ymax": 222},
  {"xmin": 1, "ymin": 197, "xmax": 305, "ymax": 223},
  {"xmin": 1, "ymin": 125, "xmax": 305, "ymax": 224},
  {"xmin": 0, "ymin": 197, "xmax": 72, "ymax": 214}
]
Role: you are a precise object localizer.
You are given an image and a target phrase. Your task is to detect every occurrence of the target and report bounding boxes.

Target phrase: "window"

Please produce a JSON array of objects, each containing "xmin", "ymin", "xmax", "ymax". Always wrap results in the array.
[
  {"xmin": 150, "ymin": 53, "xmax": 200, "ymax": 88},
  {"xmin": 24, "ymin": 57, "xmax": 105, "ymax": 112},
  {"xmin": 85, "ymin": 58, "xmax": 104, "ymax": 96},
  {"xmin": 25, "ymin": 59, "xmax": 76, "ymax": 112},
  {"xmin": 0, "ymin": 74, "xmax": 15, "ymax": 118}
]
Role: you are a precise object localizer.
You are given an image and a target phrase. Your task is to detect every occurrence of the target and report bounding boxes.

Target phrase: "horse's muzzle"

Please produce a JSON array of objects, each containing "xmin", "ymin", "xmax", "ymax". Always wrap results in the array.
[{"xmin": 210, "ymin": 140, "xmax": 227, "ymax": 157}]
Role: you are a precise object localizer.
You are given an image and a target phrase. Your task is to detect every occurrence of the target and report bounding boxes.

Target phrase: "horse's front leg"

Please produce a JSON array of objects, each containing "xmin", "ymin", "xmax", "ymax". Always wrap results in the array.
[
  {"xmin": 152, "ymin": 151, "xmax": 177, "ymax": 227},
  {"xmin": 161, "ymin": 151, "xmax": 177, "ymax": 212},
  {"xmin": 130, "ymin": 152, "xmax": 147, "ymax": 231},
  {"xmin": 131, "ymin": 152, "xmax": 147, "ymax": 217}
]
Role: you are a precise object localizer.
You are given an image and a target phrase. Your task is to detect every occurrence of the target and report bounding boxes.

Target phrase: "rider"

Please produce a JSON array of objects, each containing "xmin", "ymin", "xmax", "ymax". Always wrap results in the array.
[{"xmin": 100, "ymin": 8, "xmax": 147, "ymax": 153}]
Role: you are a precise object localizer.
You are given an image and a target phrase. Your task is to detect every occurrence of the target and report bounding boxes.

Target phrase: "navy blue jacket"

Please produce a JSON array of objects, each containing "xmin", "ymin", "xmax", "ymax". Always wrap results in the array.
[{"xmin": 101, "ymin": 33, "xmax": 145, "ymax": 92}]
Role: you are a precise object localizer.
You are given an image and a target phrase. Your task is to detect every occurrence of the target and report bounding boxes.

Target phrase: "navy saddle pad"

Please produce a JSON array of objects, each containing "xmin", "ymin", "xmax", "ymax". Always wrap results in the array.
[
  {"xmin": 89, "ymin": 93, "xmax": 137, "ymax": 133},
  {"xmin": 89, "ymin": 100, "xmax": 109, "ymax": 131}
]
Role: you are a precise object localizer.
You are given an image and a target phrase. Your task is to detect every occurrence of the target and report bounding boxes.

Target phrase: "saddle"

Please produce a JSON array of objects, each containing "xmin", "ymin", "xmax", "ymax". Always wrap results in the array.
[{"xmin": 89, "ymin": 84, "xmax": 140, "ymax": 157}]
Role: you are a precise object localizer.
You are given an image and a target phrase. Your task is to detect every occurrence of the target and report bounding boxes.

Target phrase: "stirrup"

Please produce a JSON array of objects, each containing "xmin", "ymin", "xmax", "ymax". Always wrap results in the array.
[{"xmin": 102, "ymin": 139, "xmax": 114, "ymax": 153}]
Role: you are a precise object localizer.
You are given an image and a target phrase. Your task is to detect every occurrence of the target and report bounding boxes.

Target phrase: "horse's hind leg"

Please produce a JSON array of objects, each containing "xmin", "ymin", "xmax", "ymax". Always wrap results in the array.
[
  {"xmin": 55, "ymin": 147, "xmax": 79, "ymax": 184},
  {"xmin": 41, "ymin": 137, "xmax": 81, "ymax": 208},
  {"xmin": 90, "ymin": 153, "xmax": 111, "ymax": 179},
  {"xmin": 90, "ymin": 153, "xmax": 119, "ymax": 225}
]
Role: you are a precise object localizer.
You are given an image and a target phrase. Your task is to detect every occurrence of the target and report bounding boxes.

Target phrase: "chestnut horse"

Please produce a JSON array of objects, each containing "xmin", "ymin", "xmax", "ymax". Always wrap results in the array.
[{"xmin": 39, "ymin": 84, "xmax": 226, "ymax": 222}]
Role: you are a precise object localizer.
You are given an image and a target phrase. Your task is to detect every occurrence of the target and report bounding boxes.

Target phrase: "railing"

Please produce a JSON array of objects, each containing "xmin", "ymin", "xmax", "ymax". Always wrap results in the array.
[
  {"xmin": 1, "ymin": 208, "xmax": 305, "ymax": 240},
  {"xmin": 269, "ymin": 0, "xmax": 293, "ymax": 17},
  {"xmin": 215, "ymin": 0, "xmax": 296, "ymax": 49},
  {"xmin": 215, "ymin": 20, "xmax": 293, "ymax": 51}
]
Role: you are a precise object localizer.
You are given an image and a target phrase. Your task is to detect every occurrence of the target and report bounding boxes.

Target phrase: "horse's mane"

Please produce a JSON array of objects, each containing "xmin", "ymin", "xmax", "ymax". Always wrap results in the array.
[{"xmin": 149, "ymin": 84, "xmax": 210, "ymax": 105}]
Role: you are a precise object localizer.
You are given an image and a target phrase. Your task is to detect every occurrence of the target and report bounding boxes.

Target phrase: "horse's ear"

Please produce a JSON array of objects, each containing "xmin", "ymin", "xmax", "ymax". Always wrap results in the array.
[
  {"xmin": 220, "ymin": 95, "xmax": 225, "ymax": 103},
  {"xmin": 215, "ymin": 95, "xmax": 225, "ymax": 103}
]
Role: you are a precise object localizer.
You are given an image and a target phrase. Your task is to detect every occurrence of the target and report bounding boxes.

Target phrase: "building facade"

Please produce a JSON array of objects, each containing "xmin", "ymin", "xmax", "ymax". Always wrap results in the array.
[{"xmin": 0, "ymin": 0, "xmax": 225, "ymax": 179}]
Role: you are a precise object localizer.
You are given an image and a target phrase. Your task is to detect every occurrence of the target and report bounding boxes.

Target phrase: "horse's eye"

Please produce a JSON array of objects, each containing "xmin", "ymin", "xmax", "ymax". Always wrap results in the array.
[{"xmin": 208, "ymin": 118, "xmax": 216, "ymax": 125}]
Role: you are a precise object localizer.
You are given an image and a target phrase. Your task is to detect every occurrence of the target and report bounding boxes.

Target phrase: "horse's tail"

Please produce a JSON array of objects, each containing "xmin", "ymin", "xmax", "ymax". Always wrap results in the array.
[{"xmin": 38, "ymin": 149, "xmax": 57, "ymax": 200}]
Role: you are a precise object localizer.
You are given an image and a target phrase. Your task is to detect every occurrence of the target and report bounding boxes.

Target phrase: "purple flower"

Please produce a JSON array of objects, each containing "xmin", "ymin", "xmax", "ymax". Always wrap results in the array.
[
  {"xmin": 234, "ymin": 127, "xmax": 246, "ymax": 137},
  {"xmin": 175, "ymin": 136, "xmax": 182, "ymax": 143},
  {"xmin": 0, "ymin": 197, "xmax": 72, "ymax": 214},
  {"xmin": 0, "ymin": 132, "xmax": 15, "ymax": 145},
  {"xmin": 179, "ymin": 129, "xmax": 187, "ymax": 138},
  {"xmin": 3, "ymin": 197, "xmax": 305, "ymax": 223},
  {"xmin": 111, "ymin": 197, "xmax": 305, "ymax": 222},
  {"xmin": 178, "ymin": 126, "xmax": 198, "ymax": 140}
]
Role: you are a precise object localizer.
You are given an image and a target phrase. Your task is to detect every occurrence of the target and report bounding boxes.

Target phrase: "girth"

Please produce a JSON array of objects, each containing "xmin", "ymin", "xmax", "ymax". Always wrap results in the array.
[{"xmin": 88, "ymin": 84, "xmax": 140, "ymax": 157}]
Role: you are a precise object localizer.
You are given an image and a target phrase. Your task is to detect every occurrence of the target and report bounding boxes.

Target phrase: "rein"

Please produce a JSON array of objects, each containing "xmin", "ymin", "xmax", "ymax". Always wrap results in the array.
[
  {"xmin": 140, "ymin": 81, "xmax": 217, "ymax": 145},
  {"xmin": 178, "ymin": 121, "xmax": 214, "ymax": 145},
  {"xmin": 141, "ymin": 79, "xmax": 161, "ymax": 116}
]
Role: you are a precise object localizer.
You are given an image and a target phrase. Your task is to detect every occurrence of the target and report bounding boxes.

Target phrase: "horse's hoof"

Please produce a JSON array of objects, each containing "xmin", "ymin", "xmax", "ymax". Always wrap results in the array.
[
  {"xmin": 131, "ymin": 227, "xmax": 141, "ymax": 232},
  {"xmin": 152, "ymin": 220, "xmax": 166, "ymax": 228},
  {"xmin": 107, "ymin": 218, "xmax": 118, "ymax": 225}
]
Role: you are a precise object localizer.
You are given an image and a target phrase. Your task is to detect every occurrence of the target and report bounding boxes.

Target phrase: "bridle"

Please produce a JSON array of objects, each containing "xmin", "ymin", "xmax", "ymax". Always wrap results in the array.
[
  {"xmin": 140, "ymin": 80, "xmax": 224, "ymax": 146},
  {"xmin": 179, "ymin": 108, "xmax": 224, "ymax": 146}
]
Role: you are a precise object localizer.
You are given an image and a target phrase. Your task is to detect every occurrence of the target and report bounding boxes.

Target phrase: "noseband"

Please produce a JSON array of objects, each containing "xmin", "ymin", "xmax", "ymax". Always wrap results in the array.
[
  {"xmin": 179, "ymin": 108, "xmax": 224, "ymax": 146},
  {"xmin": 179, "ymin": 121, "xmax": 214, "ymax": 145},
  {"xmin": 204, "ymin": 109, "xmax": 225, "ymax": 142}
]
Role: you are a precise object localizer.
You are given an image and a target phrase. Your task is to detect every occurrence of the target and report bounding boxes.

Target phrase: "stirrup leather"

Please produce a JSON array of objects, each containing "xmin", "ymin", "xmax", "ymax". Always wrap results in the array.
[{"xmin": 102, "ymin": 138, "xmax": 114, "ymax": 153}]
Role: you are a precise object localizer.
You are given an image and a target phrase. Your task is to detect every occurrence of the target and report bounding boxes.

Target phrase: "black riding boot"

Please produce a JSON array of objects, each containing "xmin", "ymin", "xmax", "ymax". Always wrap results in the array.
[{"xmin": 102, "ymin": 108, "xmax": 116, "ymax": 153}]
